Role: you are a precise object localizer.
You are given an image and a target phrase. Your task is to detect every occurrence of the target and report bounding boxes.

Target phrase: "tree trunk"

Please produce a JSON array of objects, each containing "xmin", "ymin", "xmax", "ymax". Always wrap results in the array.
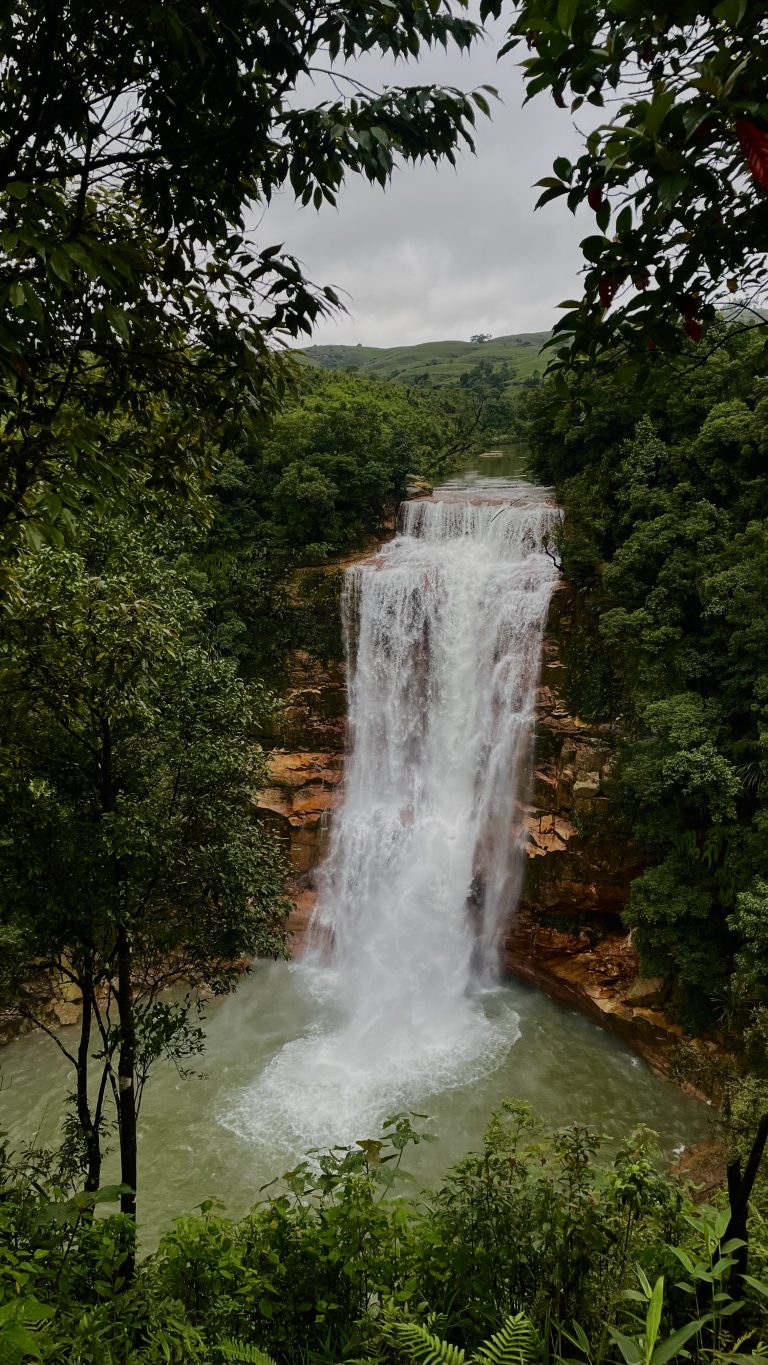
[
  {"xmin": 74, "ymin": 965, "xmax": 102, "ymax": 1193},
  {"xmin": 116, "ymin": 919, "xmax": 137, "ymax": 1275},
  {"xmin": 722, "ymin": 1114, "xmax": 768, "ymax": 1271}
]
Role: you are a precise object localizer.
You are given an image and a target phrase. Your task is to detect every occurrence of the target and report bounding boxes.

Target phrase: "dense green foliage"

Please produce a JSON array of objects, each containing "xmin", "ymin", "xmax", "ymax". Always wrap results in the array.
[
  {"xmin": 491, "ymin": 0, "xmax": 768, "ymax": 374},
  {"xmin": 522, "ymin": 325, "xmax": 768, "ymax": 1032},
  {"xmin": 0, "ymin": 507, "xmax": 289, "ymax": 1225},
  {"xmin": 197, "ymin": 368, "xmax": 459, "ymax": 680},
  {"xmin": 1, "ymin": 1104, "xmax": 766, "ymax": 1364},
  {"xmin": 5, "ymin": 3, "xmax": 768, "ymax": 1350},
  {"xmin": 0, "ymin": 0, "xmax": 493, "ymax": 556},
  {"xmin": 0, "ymin": 350, "xmax": 469, "ymax": 1246}
]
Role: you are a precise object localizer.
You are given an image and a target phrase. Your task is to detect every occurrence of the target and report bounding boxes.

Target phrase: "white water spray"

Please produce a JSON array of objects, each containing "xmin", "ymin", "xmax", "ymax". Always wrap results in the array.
[{"xmin": 223, "ymin": 483, "xmax": 560, "ymax": 1150}]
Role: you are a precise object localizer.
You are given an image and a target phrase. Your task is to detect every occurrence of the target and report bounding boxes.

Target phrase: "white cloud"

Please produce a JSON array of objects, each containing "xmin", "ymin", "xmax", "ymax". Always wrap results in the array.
[{"xmin": 258, "ymin": 18, "xmax": 592, "ymax": 348}]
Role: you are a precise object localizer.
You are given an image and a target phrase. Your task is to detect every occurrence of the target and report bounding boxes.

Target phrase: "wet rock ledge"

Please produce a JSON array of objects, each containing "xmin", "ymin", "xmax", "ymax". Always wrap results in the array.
[
  {"xmin": 254, "ymin": 650, "xmax": 347, "ymax": 951},
  {"xmin": 258, "ymin": 570, "xmax": 711, "ymax": 1084},
  {"xmin": 504, "ymin": 582, "xmax": 694, "ymax": 1079}
]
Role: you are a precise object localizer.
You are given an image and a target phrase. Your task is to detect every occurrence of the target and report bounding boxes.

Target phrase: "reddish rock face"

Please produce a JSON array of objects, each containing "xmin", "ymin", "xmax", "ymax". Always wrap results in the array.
[
  {"xmin": 517, "ymin": 592, "xmax": 643, "ymax": 923},
  {"xmin": 501, "ymin": 584, "xmax": 712, "ymax": 1078},
  {"xmin": 256, "ymin": 747, "xmax": 344, "ymax": 878},
  {"xmin": 263, "ymin": 573, "xmax": 707, "ymax": 1083}
]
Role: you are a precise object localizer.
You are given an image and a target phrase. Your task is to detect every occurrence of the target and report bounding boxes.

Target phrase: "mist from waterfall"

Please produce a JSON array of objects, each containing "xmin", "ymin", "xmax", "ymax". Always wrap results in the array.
[{"xmin": 223, "ymin": 484, "xmax": 560, "ymax": 1151}]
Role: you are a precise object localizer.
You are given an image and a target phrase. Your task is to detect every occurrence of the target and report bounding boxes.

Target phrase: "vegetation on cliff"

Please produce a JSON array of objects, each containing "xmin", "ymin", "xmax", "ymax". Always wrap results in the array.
[
  {"xmin": 197, "ymin": 368, "xmax": 458, "ymax": 680},
  {"xmin": 522, "ymin": 325, "xmax": 768, "ymax": 1079}
]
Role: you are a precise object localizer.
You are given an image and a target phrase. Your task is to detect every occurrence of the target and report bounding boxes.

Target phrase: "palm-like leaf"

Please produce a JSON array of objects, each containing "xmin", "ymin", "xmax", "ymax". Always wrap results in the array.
[
  {"xmin": 474, "ymin": 1313, "xmax": 538, "ymax": 1365},
  {"xmin": 214, "ymin": 1339, "xmax": 278, "ymax": 1365},
  {"xmin": 383, "ymin": 1319, "xmax": 467, "ymax": 1365}
]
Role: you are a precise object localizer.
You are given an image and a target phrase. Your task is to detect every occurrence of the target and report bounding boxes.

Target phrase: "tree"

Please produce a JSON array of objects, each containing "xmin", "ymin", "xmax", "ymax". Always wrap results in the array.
[
  {"xmin": 470, "ymin": 332, "xmax": 493, "ymax": 343},
  {"xmin": 454, "ymin": 357, "xmax": 515, "ymax": 439},
  {"xmin": 0, "ymin": 2, "xmax": 494, "ymax": 553},
  {"xmin": 493, "ymin": 0, "xmax": 768, "ymax": 379},
  {"xmin": 521, "ymin": 325, "xmax": 768, "ymax": 1023},
  {"xmin": 0, "ymin": 517, "xmax": 288, "ymax": 1251}
]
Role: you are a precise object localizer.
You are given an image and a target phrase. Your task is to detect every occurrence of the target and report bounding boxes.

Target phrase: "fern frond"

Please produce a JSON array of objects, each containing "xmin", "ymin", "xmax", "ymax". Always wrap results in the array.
[
  {"xmin": 383, "ymin": 1319, "xmax": 467, "ymax": 1365},
  {"xmin": 473, "ymin": 1313, "xmax": 538, "ymax": 1365},
  {"xmin": 213, "ymin": 1338, "xmax": 278, "ymax": 1365}
]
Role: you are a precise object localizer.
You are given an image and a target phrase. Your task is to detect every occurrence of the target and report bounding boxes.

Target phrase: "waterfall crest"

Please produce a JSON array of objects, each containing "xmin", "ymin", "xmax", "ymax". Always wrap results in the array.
[{"xmin": 224, "ymin": 485, "xmax": 560, "ymax": 1150}]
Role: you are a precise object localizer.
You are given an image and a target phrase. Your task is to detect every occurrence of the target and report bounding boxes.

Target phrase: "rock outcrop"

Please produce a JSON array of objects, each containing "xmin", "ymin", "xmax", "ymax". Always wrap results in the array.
[
  {"xmin": 253, "ymin": 657, "xmax": 345, "ymax": 948},
  {"xmin": 502, "ymin": 582, "xmax": 696, "ymax": 1077},
  {"xmin": 503, "ymin": 912, "xmax": 696, "ymax": 1077},
  {"xmin": 516, "ymin": 584, "xmax": 643, "ymax": 922},
  {"xmin": 256, "ymin": 749, "xmax": 344, "ymax": 876},
  {"xmin": 261, "ymin": 565, "xmax": 705, "ymax": 1081}
]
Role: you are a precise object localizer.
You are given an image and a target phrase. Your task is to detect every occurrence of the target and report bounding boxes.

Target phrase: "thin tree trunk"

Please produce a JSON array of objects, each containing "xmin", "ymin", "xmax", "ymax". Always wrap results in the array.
[
  {"xmin": 116, "ymin": 919, "xmax": 137, "ymax": 1276},
  {"xmin": 722, "ymin": 1114, "xmax": 768, "ymax": 1272},
  {"xmin": 74, "ymin": 964, "xmax": 102, "ymax": 1193}
]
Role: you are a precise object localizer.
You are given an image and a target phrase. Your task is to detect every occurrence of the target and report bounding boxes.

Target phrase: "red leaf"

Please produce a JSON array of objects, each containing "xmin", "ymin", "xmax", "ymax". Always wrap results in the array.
[
  {"xmin": 736, "ymin": 119, "xmax": 768, "ymax": 192},
  {"xmin": 684, "ymin": 316, "xmax": 702, "ymax": 343},
  {"xmin": 598, "ymin": 278, "xmax": 618, "ymax": 310},
  {"xmin": 587, "ymin": 186, "xmax": 603, "ymax": 211}
]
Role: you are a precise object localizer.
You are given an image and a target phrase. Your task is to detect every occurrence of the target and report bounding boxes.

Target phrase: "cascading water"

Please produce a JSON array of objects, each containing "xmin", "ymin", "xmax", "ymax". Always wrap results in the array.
[{"xmin": 223, "ymin": 483, "xmax": 561, "ymax": 1150}]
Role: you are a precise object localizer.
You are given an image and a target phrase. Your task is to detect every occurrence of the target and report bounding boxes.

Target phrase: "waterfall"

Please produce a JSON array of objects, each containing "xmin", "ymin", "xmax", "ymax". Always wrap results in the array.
[{"xmin": 223, "ymin": 485, "xmax": 560, "ymax": 1151}]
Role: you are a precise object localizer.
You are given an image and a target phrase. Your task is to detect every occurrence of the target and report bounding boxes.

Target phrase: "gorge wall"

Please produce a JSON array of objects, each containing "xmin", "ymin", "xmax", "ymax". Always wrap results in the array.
[
  {"xmin": 504, "ymin": 583, "xmax": 692, "ymax": 1074},
  {"xmin": 262, "ymin": 568, "xmax": 698, "ymax": 1078}
]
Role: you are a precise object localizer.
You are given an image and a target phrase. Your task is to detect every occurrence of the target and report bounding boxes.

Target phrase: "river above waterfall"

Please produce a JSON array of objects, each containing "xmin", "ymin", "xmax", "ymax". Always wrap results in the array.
[{"xmin": 0, "ymin": 450, "xmax": 713, "ymax": 1247}]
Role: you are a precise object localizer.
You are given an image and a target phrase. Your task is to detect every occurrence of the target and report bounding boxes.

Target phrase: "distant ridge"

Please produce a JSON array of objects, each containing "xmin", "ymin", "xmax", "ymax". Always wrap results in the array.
[{"xmin": 296, "ymin": 331, "xmax": 550, "ymax": 386}]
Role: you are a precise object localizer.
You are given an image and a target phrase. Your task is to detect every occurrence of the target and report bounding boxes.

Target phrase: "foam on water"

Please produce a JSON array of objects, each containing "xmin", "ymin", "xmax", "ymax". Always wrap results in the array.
[{"xmin": 221, "ymin": 484, "xmax": 560, "ymax": 1150}]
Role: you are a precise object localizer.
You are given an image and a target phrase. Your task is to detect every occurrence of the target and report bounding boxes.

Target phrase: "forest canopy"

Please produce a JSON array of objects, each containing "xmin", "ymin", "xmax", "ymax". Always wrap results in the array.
[
  {"xmin": 522, "ymin": 323, "xmax": 768, "ymax": 1034},
  {"xmin": 0, "ymin": 0, "xmax": 493, "ymax": 556}
]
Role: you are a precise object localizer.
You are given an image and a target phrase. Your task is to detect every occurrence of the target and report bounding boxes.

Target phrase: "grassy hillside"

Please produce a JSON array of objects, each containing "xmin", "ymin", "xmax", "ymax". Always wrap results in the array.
[{"xmin": 297, "ymin": 331, "xmax": 550, "ymax": 387}]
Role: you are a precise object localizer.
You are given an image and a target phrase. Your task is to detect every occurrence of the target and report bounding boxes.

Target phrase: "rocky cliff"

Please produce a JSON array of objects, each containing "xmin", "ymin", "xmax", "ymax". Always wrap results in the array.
[
  {"xmin": 504, "ymin": 582, "xmax": 697, "ymax": 1077},
  {"xmin": 260, "ymin": 570, "xmax": 702, "ymax": 1078},
  {"xmin": 514, "ymin": 579, "xmax": 642, "ymax": 927},
  {"xmin": 254, "ymin": 650, "xmax": 347, "ymax": 949}
]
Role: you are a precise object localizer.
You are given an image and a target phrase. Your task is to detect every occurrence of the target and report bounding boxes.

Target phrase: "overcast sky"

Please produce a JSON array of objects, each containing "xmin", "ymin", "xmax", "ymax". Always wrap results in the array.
[{"xmin": 259, "ymin": 14, "xmax": 591, "ymax": 349}]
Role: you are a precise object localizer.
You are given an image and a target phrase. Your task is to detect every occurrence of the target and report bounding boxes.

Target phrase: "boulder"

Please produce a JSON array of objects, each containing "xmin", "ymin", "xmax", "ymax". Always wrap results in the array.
[
  {"xmin": 623, "ymin": 976, "xmax": 667, "ymax": 1007},
  {"xmin": 404, "ymin": 475, "xmax": 433, "ymax": 499}
]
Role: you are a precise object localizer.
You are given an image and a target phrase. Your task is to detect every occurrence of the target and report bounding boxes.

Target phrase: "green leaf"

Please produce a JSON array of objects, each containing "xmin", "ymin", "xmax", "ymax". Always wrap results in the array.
[
  {"xmin": 616, "ymin": 205, "xmax": 632, "ymax": 236},
  {"xmin": 608, "ymin": 1327, "xmax": 644, "ymax": 1365},
  {"xmin": 48, "ymin": 248, "xmax": 73, "ymax": 284},
  {"xmin": 645, "ymin": 88, "xmax": 676, "ymax": 137},
  {"xmin": 657, "ymin": 174, "xmax": 687, "ymax": 210},
  {"xmin": 105, "ymin": 304, "xmax": 130, "ymax": 343},
  {"xmin": 742, "ymin": 1273, "xmax": 768, "ymax": 1299},
  {"xmin": 557, "ymin": 0, "xmax": 581, "ymax": 36},
  {"xmin": 650, "ymin": 1317, "xmax": 711, "ymax": 1365},
  {"xmin": 713, "ymin": 0, "xmax": 747, "ymax": 25},
  {"xmin": 645, "ymin": 1277, "xmax": 664, "ymax": 1361},
  {"xmin": 22, "ymin": 282, "xmax": 44, "ymax": 323},
  {"xmin": 669, "ymin": 1247, "xmax": 694, "ymax": 1275},
  {"xmin": 92, "ymin": 1183, "xmax": 132, "ymax": 1204}
]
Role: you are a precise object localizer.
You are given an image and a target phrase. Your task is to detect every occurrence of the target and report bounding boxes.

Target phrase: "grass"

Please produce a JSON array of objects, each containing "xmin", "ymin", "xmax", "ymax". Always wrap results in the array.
[{"xmin": 295, "ymin": 332, "xmax": 550, "ymax": 388}]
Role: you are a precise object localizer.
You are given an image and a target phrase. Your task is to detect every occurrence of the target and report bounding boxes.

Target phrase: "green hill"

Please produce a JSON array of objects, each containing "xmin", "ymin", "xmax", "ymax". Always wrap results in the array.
[{"xmin": 296, "ymin": 332, "xmax": 550, "ymax": 387}]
